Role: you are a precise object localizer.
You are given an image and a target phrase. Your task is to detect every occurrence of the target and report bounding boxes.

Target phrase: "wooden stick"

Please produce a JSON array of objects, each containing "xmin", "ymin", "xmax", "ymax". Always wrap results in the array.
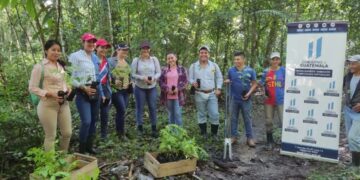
[{"xmin": 128, "ymin": 163, "xmax": 134, "ymax": 178}]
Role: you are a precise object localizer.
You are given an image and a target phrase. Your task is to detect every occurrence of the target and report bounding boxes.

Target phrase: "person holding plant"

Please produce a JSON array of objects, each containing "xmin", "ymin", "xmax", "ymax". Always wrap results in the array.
[
  {"xmin": 29, "ymin": 39, "xmax": 72, "ymax": 152},
  {"xmin": 109, "ymin": 43, "xmax": 132, "ymax": 140},
  {"xmin": 69, "ymin": 33, "xmax": 105, "ymax": 154},
  {"xmin": 259, "ymin": 52, "xmax": 285, "ymax": 150},
  {"xmin": 131, "ymin": 41, "xmax": 161, "ymax": 138},
  {"xmin": 224, "ymin": 51, "xmax": 257, "ymax": 147},
  {"xmin": 95, "ymin": 39, "xmax": 112, "ymax": 140},
  {"xmin": 189, "ymin": 45, "xmax": 223, "ymax": 138},
  {"xmin": 159, "ymin": 53, "xmax": 188, "ymax": 126}
]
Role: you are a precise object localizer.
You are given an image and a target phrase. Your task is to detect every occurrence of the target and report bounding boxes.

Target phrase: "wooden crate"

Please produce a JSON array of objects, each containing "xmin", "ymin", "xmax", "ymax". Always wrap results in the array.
[
  {"xmin": 144, "ymin": 152, "xmax": 197, "ymax": 178},
  {"xmin": 30, "ymin": 153, "xmax": 98, "ymax": 180}
]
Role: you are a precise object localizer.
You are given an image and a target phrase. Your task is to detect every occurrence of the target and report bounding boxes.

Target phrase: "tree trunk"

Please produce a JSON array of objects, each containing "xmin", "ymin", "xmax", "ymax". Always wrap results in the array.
[
  {"xmin": 106, "ymin": 0, "xmax": 114, "ymax": 45},
  {"xmin": 15, "ymin": 7, "xmax": 36, "ymax": 63},
  {"xmin": 264, "ymin": 18, "xmax": 278, "ymax": 62}
]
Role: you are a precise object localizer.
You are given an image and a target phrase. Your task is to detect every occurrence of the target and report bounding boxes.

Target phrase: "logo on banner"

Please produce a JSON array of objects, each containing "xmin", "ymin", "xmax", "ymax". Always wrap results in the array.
[
  {"xmin": 286, "ymin": 79, "xmax": 301, "ymax": 94},
  {"xmin": 285, "ymin": 98, "xmax": 300, "ymax": 113},
  {"xmin": 285, "ymin": 118, "xmax": 299, "ymax": 133},
  {"xmin": 299, "ymin": 37, "xmax": 329, "ymax": 68},
  {"xmin": 321, "ymin": 122, "xmax": 337, "ymax": 138},
  {"xmin": 308, "ymin": 37, "xmax": 322, "ymax": 60},
  {"xmin": 302, "ymin": 129, "xmax": 317, "ymax": 144},
  {"xmin": 322, "ymin": 102, "xmax": 338, "ymax": 118},
  {"xmin": 304, "ymin": 89, "xmax": 319, "ymax": 104},
  {"xmin": 303, "ymin": 109, "xmax": 317, "ymax": 124},
  {"xmin": 324, "ymin": 81, "xmax": 340, "ymax": 97}
]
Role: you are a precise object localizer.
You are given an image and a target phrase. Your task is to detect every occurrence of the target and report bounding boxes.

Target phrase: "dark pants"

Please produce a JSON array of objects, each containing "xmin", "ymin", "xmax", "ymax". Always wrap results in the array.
[
  {"xmin": 112, "ymin": 90, "xmax": 129, "ymax": 134},
  {"xmin": 100, "ymin": 85, "xmax": 111, "ymax": 139},
  {"xmin": 75, "ymin": 92, "xmax": 100, "ymax": 143}
]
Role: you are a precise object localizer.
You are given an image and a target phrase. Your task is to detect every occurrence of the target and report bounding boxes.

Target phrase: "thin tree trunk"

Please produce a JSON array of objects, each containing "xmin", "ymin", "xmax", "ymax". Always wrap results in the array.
[
  {"xmin": 21, "ymin": 4, "xmax": 45, "ymax": 51},
  {"xmin": 127, "ymin": 0, "xmax": 132, "ymax": 59},
  {"xmin": 15, "ymin": 7, "xmax": 36, "ymax": 63},
  {"xmin": 264, "ymin": 18, "xmax": 278, "ymax": 61},
  {"xmin": 193, "ymin": 0, "xmax": 204, "ymax": 58},
  {"xmin": 106, "ymin": 0, "xmax": 114, "ymax": 44}
]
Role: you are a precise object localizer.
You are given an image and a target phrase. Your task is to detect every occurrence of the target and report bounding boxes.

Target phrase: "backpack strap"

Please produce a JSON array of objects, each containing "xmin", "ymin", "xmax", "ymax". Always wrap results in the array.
[{"xmin": 39, "ymin": 63, "xmax": 44, "ymax": 88}]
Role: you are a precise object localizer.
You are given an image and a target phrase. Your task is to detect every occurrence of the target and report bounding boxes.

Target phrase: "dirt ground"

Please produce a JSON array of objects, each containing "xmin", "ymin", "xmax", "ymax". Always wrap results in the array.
[
  {"xmin": 194, "ymin": 95, "xmax": 349, "ymax": 180},
  {"xmin": 98, "ymin": 95, "xmax": 349, "ymax": 180}
]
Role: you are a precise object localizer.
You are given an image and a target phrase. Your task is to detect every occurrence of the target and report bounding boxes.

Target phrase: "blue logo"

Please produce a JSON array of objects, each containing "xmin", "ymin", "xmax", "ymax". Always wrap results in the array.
[
  {"xmin": 285, "ymin": 118, "xmax": 298, "ymax": 133},
  {"xmin": 322, "ymin": 101, "xmax": 338, "ymax": 118},
  {"xmin": 321, "ymin": 122, "xmax": 337, "ymax": 138},
  {"xmin": 308, "ymin": 37, "xmax": 322, "ymax": 59}
]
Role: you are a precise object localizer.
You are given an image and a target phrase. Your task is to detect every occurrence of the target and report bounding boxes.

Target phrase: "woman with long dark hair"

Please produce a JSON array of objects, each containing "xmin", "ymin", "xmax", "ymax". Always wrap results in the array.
[
  {"xmin": 29, "ymin": 39, "xmax": 72, "ymax": 152},
  {"xmin": 159, "ymin": 53, "xmax": 188, "ymax": 126}
]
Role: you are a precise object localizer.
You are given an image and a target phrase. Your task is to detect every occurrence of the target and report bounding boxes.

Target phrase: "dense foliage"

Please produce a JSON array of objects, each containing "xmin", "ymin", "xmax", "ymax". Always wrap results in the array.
[{"xmin": 0, "ymin": 0, "xmax": 359, "ymax": 178}]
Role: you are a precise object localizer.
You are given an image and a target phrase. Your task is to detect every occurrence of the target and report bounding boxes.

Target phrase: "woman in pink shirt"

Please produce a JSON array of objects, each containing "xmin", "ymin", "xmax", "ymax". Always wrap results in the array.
[{"xmin": 159, "ymin": 53, "xmax": 188, "ymax": 125}]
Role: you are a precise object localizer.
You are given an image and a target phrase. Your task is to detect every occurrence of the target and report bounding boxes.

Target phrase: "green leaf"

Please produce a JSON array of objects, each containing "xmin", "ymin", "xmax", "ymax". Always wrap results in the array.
[
  {"xmin": 0, "ymin": 0, "xmax": 10, "ymax": 9},
  {"xmin": 42, "ymin": 8, "xmax": 55, "ymax": 25},
  {"xmin": 25, "ymin": 0, "xmax": 36, "ymax": 18}
]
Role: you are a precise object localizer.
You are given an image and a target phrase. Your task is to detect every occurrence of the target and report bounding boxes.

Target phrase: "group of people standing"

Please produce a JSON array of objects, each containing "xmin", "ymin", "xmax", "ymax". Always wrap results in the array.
[{"xmin": 28, "ymin": 32, "xmax": 287, "ymax": 155}]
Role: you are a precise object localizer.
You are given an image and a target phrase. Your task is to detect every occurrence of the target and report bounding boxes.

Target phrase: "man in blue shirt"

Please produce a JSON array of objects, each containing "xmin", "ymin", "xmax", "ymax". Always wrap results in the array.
[
  {"xmin": 189, "ymin": 45, "xmax": 223, "ymax": 138},
  {"xmin": 225, "ymin": 51, "xmax": 257, "ymax": 147}
]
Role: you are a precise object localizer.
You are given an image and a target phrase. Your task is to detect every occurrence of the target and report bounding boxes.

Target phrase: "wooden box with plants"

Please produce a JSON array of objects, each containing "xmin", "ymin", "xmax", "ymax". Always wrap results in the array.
[
  {"xmin": 144, "ymin": 125, "xmax": 208, "ymax": 178},
  {"xmin": 26, "ymin": 148, "xmax": 99, "ymax": 180}
]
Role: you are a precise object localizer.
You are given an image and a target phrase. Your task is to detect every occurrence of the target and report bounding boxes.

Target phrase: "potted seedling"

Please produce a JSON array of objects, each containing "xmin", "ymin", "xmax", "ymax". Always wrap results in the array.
[
  {"xmin": 144, "ymin": 125, "xmax": 208, "ymax": 178},
  {"xmin": 26, "ymin": 147, "xmax": 99, "ymax": 180}
]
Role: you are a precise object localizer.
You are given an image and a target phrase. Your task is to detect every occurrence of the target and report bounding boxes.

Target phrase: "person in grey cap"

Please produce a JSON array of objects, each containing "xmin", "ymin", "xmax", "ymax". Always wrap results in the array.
[
  {"xmin": 189, "ymin": 45, "xmax": 223, "ymax": 138},
  {"xmin": 343, "ymin": 54, "xmax": 360, "ymax": 166}
]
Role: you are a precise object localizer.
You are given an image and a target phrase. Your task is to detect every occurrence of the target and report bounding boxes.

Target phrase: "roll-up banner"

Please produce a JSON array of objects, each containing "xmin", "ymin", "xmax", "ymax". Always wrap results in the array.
[{"xmin": 280, "ymin": 21, "xmax": 348, "ymax": 163}]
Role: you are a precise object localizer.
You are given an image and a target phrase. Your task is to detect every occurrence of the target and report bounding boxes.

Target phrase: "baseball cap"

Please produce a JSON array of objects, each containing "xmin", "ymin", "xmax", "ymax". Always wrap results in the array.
[
  {"xmin": 199, "ymin": 45, "xmax": 210, "ymax": 52},
  {"xmin": 139, "ymin": 41, "xmax": 151, "ymax": 49},
  {"xmin": 81, "ymin": 33, "xmax": 97, "ymax": 42},
  {"xmin": 347, "ymin": 55, "xmax": 360, "ymax": 62},
  {"xmin": 270, "ymin": 52, "xmax": 280, "ymax": 59},
  {"xmin": 95, "ymin": 39, "xmax": 111, "ymax": 48},
  {"xmin": 115, "ymin": 43, "xmax": 129, "ymax": 50}
]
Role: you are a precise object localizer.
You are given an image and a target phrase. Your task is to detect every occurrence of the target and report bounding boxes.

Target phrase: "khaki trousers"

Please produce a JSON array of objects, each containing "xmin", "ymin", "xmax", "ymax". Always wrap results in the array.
[
  {"xmin": 265, "ymin": 104, "xmax": 283, "ymax": 133},
  {"xmin": 37, "ymin": 99, "xmax": 72, "ymax": 152}
]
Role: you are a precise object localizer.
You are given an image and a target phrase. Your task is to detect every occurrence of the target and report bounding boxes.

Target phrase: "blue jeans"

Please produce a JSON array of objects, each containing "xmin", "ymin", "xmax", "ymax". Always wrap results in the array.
[
  {"xmin": 344, "ymin": 106, "xmax": 356, "ymax": 137},
  {"xmin": 100, "ymin": 85, "xmax": 111, "ymax": 139},
  {"xmin": 194, "ymin": 92, "xmax": 219, "ymax": 125},
  {"xmin": 134, "ymin": 86, "xmax": 157, "ymax": 126},
  {"xmin": 231, "ymin": 100, "xmax": 254, "ymax": 139},
  {"xmin": 166, "ymin": 99, "xmax": 182, "ymax": 126},
  {"xmin": 344, "ymin": 106, "xmax": 360, "ymax": 151},
  {"xmin": 75, "ymin": 92, "xmax": 100, "ymax": 143},
  {"xmin": 112, "ymin": 90, "xmax": 129, "ymax": 133}
]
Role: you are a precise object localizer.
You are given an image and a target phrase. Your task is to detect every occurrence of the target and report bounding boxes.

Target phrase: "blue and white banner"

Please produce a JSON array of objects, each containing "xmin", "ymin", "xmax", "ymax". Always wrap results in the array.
[{"xmin": 280, "ymin": 21, "xmax": 348, "ymax": 163}]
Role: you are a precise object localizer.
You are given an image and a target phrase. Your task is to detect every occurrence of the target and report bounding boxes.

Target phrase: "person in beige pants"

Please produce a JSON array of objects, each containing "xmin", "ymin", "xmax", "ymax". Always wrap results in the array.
[
  {"xmin": 259, "ymin": 52, "xmax": 285, "ymax": 150},
  {"xmin": 29, "ymin": 40, "xmax": 72, "ymax": 152}
]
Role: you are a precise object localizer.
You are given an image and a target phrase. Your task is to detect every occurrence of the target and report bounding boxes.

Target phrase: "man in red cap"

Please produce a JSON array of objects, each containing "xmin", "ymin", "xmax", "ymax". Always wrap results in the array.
[{"xmin": 69, "ymin": 33, "xmax": 105, "ymax": 154}]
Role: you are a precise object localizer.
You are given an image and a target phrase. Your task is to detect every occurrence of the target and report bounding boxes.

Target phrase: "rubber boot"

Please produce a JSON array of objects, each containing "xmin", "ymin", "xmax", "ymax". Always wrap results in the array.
[
  {"xmin": 266, "ymin": 132, "xmax": 274, "ymax": 150},
  {"xmin": 86, "ymin": 135, "xmax": 98, "ymax": 155},
  {"xmin": 151, "ymin": 125, "xmax": 159, "ymax": 138},
  {"xmin": 137, "ymin": 125, "xmax": 144, "ymax": 137},
  {"xmin": 117, "ymin": 131, "xmax": 128, "ymax": 141},
  {"xmin": 211, "ymin": 124, "xmax": 219, "ymax": 141},
  {"xmin": 352, "ymin": 152, "xmax": 360, "ymax": 166},
  {"xmin": 79, "ymin": 142, "xmax": 86, "ymax": 154},
  {"xmin": 198, "ymin": 123, "xmax": 207, "ymax": 137}
]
